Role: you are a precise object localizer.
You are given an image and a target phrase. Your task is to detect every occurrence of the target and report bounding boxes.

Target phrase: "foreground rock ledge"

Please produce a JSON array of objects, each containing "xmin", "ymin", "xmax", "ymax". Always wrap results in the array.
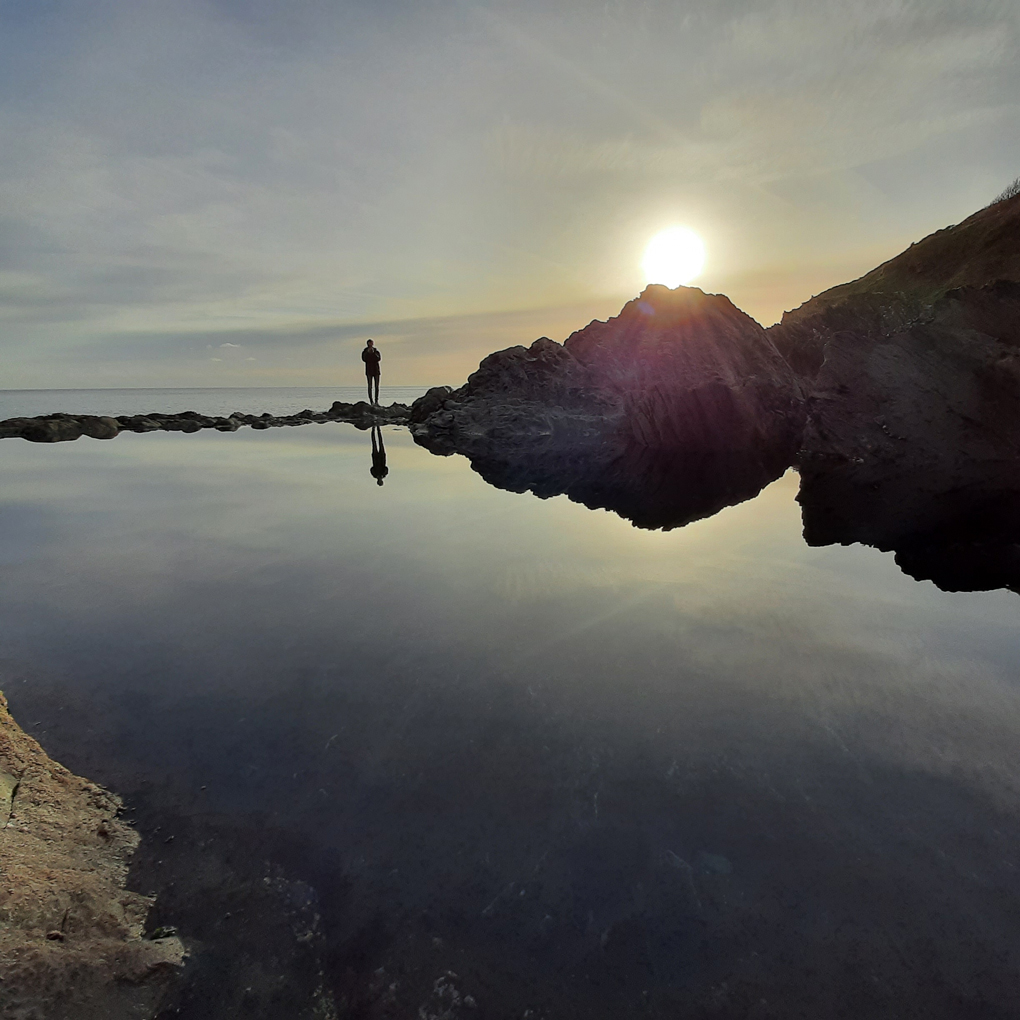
[
  {"xmin": 0, "ymin": 691, "xmax": 184, "ymax": 1019},
  {"xmin": 0, "ymin": 400, "xmax": 410, "ymax": 443}
]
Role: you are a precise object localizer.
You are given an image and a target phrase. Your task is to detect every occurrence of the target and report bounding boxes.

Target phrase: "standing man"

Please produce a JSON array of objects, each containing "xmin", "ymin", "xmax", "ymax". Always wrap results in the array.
[{"xmin": 361, "ymin": 338, "xmax": 381, "ymax": 405}]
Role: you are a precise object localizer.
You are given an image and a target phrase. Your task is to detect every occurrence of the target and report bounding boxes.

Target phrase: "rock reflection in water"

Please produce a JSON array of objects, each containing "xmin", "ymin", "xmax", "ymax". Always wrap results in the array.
[
  {"xmin": 798, "ymin": 461, "xmax": 1020, "ymax": 594},
  {"xmin": 425, "ymin": 422, "xmax": 1020, "ymax": 596},
  {"xmin": 415, "ymin": 426, "xmax": 797, "ymax": 532},
  {"xmin": 465, "ymin": 439, "xmax": 793, "ymax": 531}
]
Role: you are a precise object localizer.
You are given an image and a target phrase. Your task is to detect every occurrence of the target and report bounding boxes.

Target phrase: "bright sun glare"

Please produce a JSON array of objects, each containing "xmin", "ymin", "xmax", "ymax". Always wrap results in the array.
[{"xmin": 641, "ymin": 226, "xmax": 706, "ymax": 288}]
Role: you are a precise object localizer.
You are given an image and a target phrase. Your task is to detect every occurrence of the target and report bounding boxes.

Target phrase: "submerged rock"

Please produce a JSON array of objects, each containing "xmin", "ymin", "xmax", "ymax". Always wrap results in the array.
[{"xmin": 0, "ymin": 690, "xmax": 184, "ymax": 1017}]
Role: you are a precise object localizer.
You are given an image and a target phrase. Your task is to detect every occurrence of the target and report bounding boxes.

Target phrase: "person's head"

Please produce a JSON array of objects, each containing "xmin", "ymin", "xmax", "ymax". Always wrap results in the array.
[
  {"xmin": 376, "ymin": 477, "xmax": 384, "ymax": 486},
  {"xmin": 366, "ymin": 339, "xmax": 374, "ymax": 347}
]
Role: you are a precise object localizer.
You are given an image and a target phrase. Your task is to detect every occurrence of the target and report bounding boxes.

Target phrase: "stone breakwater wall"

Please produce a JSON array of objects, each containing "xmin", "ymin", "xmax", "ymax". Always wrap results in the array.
[{"xmin": 0, "ymin": 401, "xmax": 411, "ymax": 443}]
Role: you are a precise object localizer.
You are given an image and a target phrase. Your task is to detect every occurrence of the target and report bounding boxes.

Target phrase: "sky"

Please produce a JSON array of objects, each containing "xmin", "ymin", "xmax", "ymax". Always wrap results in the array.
[{"xmin": 1, "ymin": 0, "xmax": 1018, "ymax": 389}]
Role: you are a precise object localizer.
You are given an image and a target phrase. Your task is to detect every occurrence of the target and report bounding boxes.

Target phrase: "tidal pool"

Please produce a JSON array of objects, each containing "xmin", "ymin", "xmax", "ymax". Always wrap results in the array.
[{"xmin": 3, "ymin": 424, "xmax": 1019, "ymax": 1018}]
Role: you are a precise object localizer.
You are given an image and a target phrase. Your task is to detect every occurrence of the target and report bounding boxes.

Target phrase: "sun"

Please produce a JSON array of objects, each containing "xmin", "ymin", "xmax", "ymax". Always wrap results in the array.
[{"xmin": 641, "ymin": 226, "xmax": 706, "ymax": 288}]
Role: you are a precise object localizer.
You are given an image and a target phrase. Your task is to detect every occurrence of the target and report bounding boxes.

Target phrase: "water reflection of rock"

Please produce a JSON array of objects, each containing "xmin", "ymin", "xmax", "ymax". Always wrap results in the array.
[
  {"xmin": 426, "ymin": 431, "xmax": 795, "ymax": 531},
  {"xmin": 799, "ymin": 463, "xmax": 1020, "ymax": 593}
]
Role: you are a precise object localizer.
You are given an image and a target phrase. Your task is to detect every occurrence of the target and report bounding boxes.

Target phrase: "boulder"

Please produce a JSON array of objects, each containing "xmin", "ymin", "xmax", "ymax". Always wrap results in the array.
[
  {"xmin": 79, "ymin": 415, "xmax": 121, "ymax": 439},
  {"xmin": 21, "ymin": 417, "xmax": 84, "ymax": 443},
  {"xmin": 0, "ymin": 417, "xmax": 37, "ymax": 439},
  {"xmin": 117, "ymin": 415, "xmax": 163, "ymax": 432},
  {"xmin": 409, "ymin": 386, "xmax": 454, "ymax": 423}
]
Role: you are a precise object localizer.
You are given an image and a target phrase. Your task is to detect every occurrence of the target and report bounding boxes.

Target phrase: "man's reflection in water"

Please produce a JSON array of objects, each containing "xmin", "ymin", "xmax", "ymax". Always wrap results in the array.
[{"xmin": 370, "ymin": 425, "xmax": 389, "ymax": 486}]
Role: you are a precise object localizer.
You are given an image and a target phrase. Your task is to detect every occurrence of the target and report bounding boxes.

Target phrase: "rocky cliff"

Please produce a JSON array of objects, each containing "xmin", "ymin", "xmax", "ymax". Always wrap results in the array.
[
  {"xmin": 410, "ymin": 190, "xmax": 1020, "ymax": 576},
  {"xmin": 0, "ymin": 691, "xmax": 184, "ymax": 1019}
]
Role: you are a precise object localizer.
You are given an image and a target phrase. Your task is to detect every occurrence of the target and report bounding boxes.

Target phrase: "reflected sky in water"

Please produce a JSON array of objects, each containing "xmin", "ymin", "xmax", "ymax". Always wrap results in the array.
[{"xmin": 3, "ymin": 426, "xmax": 1020, "ymax": 1017}]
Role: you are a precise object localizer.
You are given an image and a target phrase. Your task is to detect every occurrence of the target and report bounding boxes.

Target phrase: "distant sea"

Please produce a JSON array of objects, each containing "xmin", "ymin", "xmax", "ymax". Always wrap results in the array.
[{"xmin": 0, "ymin": 386, "xmax": 429, "ymax": 420}]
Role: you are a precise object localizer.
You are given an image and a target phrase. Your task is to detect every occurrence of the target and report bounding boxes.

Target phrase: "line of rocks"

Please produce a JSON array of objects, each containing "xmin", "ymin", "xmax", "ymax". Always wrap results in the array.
[{"xmin": 0, "ymin": 400, "xmax": 411, "ymax": 443}]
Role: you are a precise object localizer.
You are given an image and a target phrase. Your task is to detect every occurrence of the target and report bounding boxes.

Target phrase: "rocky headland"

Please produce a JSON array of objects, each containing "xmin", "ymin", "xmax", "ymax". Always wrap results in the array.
[
  {"xmin": 406, "ymin": 190, "xmax": 1020, "ymax": 589},
  {"xmin": 0, "ymin": 691, "xmax": 184, "ymax": 1019}
]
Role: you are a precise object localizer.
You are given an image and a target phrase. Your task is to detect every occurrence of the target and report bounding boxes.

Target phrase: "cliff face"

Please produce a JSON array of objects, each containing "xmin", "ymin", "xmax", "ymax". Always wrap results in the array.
[
  {"xmin": 798, "ymin": 281, "xmax": 1020, "ymax": 471},
  {"xmin": 0, "ymin": 691, "xmax": 183, "ymax": 1018},
  {"xmin": 412, "ymin": 284, "xmax": 804, "ymax": 459}
]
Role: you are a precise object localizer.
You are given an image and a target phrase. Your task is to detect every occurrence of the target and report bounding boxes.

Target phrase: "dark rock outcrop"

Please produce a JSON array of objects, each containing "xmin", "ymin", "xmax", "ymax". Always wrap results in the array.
[
  {"xmin": 776, "ymin": 193, "xmax": 1020, "ymax": 593},
  {"xmin": 796, "ymin": 281, "xmax": 1020, "ymax": 472},
  {"xmin": 0, "ymin": 402, "xmax": 411, "ymax": 443},
  {"xmin": 0, "ymin": 414, "xmax": 121, "ymax": 443},
  {"xmin": 411, "ymin": 285, "xmax": 805, "ymax": 459}
]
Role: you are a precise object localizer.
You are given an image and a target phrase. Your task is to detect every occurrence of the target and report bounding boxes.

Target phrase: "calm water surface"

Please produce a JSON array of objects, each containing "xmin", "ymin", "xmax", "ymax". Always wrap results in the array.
[{"xmin": 2, "ymin": 424, "xmax": 1020, "ymax": 1018}]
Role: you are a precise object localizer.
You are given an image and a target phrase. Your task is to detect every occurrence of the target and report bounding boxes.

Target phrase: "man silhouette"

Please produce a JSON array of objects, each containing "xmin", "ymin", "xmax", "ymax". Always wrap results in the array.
[{"xmin": 362, "ymin": 339, "xmax": 381, "ymax": 404}]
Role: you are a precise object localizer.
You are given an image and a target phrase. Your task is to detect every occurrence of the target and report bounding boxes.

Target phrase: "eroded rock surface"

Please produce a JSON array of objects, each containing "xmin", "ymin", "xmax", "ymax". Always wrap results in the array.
[
  {"xmin": 412, "ymin": 284, "xmax": 805, "ymax": 458},
  {"xmin": 0, "ymin": 691, "xmax": 183, "ymax": 1019}
]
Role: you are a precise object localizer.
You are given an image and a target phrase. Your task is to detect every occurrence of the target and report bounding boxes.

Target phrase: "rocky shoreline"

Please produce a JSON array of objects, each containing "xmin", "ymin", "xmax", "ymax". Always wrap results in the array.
[
  {"xmin": 0, "ymin": 691, "xmax": 185, "ymax": 1018},
  {"xmin": 0, "ymin": 400, "xmax": 411, "ymax": 443}
]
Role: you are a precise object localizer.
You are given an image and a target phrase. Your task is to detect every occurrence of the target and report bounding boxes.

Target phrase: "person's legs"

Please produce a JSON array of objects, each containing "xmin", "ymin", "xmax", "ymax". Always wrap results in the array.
[
  {"xmin": 371, "ymin": 374, "xmax": 380, "ymax": 404},
  {"xmin": 366, "ymin": 374, "xmax": 373, "ymax": 402}
]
